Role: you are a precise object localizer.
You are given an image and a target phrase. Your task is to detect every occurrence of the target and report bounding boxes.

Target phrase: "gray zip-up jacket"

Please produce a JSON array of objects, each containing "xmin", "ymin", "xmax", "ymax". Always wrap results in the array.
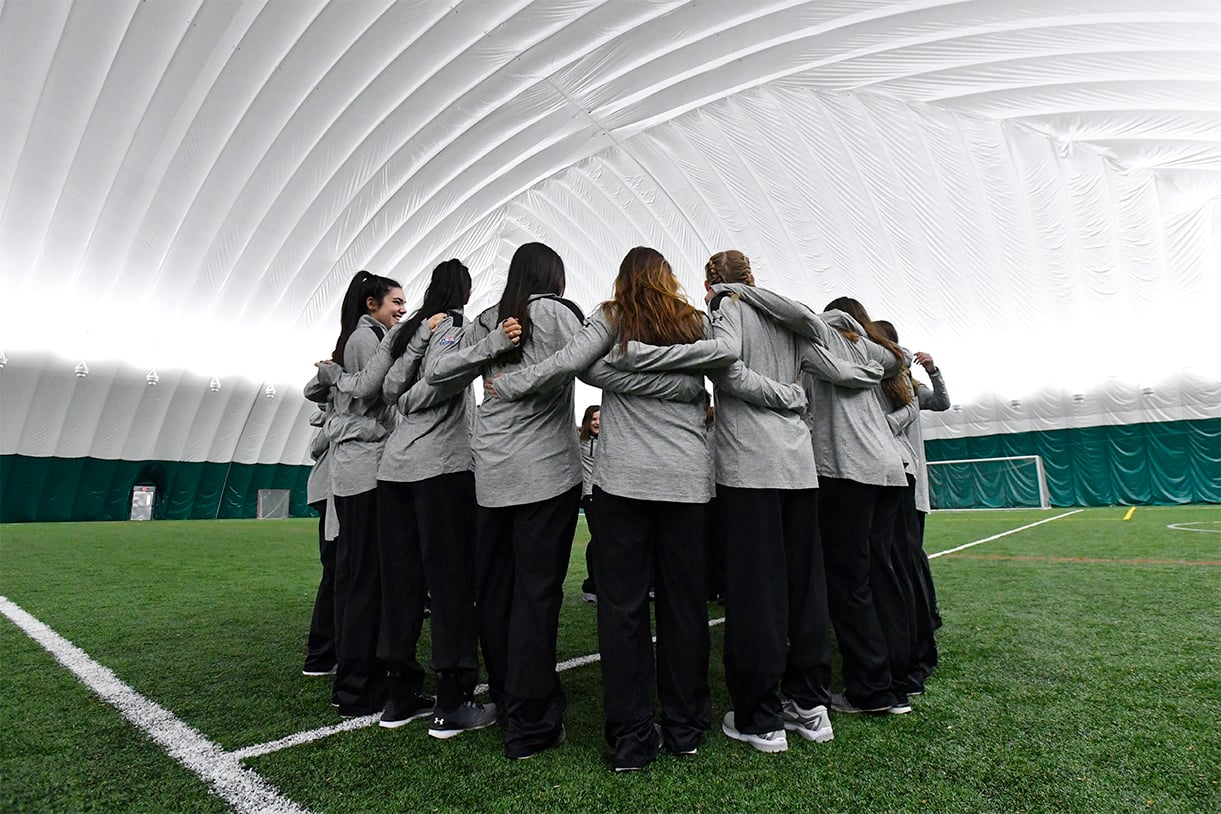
[
  {"xmin": 491, "ymin": 306, "xmax": 805, "ymax": 503},
  {"xmin": 712, "ymin": 284, "xmax": 909, "ymax": 487},
  {"xmin": 426, "ymin": 294, "xmax": 584, "ymax": 508},
  {"xmin": 303, "ymin": 378, "xmax": 340, "ymax": 540},
  {"xmin": 323, "ymin": 315, "xmax": 396, "ymax": 497},
  {"xmin": 376, "ymin": 309, "xmax": 475, "ymax": 483},
  {"xmin": 580, "ymin": 435, "xmax": 597, "ymax": 498},
  {"xmin": 886, "ymin": 368, "xmax": 950, "ymax": 512}
]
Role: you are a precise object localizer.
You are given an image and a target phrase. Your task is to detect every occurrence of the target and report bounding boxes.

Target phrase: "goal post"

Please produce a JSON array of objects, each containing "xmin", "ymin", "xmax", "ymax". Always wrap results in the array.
[
  {"xmin": 256, "ymin": 489, "xmax": 291, "ymax": 519},
  {"xmin": 927, "ymin": 455, "xmax": 1050, "ymax": 510}
]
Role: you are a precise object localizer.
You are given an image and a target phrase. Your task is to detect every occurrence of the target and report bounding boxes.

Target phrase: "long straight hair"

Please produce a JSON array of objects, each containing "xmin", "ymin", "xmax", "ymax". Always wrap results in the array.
[
  {"xmin": 605, "ymin": 246, "xmax": 705, "ymax": 352},
  {"xmin": 496, "ymin": 242, "xmax": 566, "ymax": 363},
  {"xmin": 824, "ymin": 296, "xmax": 913, "ymax": 406},
  {"xmin": 389, "ymin": 259, "xmax": 471, "ymax": 360},
  {"xmin": 579, "ymin": 404, "xmax": 600, "ymax": 441},
  {"xmin": 333, "ymin": 271, "xmax": 401, "ymax": 363}
]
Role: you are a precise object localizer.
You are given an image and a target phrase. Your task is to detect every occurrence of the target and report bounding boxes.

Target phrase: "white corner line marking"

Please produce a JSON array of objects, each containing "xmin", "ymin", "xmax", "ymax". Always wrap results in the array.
[
  {"xmin": 0, "ymin": 595, "xmax": 313, "ymax": 814},
  {"xmin": 237, "ymin": 615, "xmax": 730, "ymax": 758},
  {"xmin": 928, "ymin": 509, "xmax": 1084, "ymax": 559}
]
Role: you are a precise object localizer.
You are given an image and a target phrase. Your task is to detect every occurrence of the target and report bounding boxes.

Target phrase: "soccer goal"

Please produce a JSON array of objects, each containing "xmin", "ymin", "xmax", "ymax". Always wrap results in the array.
[
  {"xmin": 256, "ymin": 489, "xmax": 291, "ymax": 519},
  {"xmin": 927, "ymin": 455, "xmax": 1050, "ymax": 510}
]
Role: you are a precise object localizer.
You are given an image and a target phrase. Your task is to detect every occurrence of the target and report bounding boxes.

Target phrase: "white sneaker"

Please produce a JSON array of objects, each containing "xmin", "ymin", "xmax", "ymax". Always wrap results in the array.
[
  {"xmin": 781, "ymin": 699, "xmax": 834, "ymax": 743},
  {"xmin": 721, "ymin": 711, "xmax": 788, "ymax": 753}
]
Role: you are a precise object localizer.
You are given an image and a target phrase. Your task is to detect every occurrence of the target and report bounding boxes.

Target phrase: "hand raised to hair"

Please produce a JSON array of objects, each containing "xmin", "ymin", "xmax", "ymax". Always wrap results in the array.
[
  {"xmin": 913, "ymin": 351, "xmax": 937, "ymax": 374},
  {"xmin": 502, "ymin": 317, "xmax": 522, "ymax": 345}
]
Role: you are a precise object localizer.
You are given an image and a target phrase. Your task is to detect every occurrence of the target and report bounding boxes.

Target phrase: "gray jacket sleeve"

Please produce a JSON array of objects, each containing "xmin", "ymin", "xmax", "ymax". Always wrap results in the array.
[
  {"xmin": 399, "ymin": 375, "xmax": 467, "ymax": 414},
  {"xmin": 887, "ymin": 400, "xmax": 920, "ymax": 435},
  {"xmin": 609, "ymin": 297, "xmax": 742, "ymax": 372},
  {"xmin": 330, "ymin": 322, "xmax": 403, "ymax": 399},
  {"xmin": 492, "ymin": 313, "xmax": 616, "ymax": 401},
  {"xmin": 918, "ymin": 370, "xmax": 951, "ymax": 411},
  {"xmin": 580, "ymin": 361, "xmax": 706, "ymax": 402},
  {"xmin": 426, "ymin": 315, "xmax": 515, "ymax": 386},
  {"xmin": 710, "ymin": 284, "xmax": 885, "ymax": 385},
  {"xmin": 303, "ymin": 371, "xmax": 330, "ymax": 403},
  {"xmin": 399, "ymin": 328, "xmax": 475, "ymax": 413},
  {"xmin": 708, "ymin": 361, "xmax": 807, "ymax": 411},
  {"xmin": 380, "ymin": 323, "xmax": 434, "ymax": 403}
]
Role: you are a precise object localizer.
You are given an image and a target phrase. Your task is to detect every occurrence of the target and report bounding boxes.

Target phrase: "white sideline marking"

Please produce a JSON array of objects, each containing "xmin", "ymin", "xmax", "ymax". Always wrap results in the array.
[
  {"xmin": 238, "ymin": 616, "xmax": 730, "ymax": 758},
  {"xmin": 928, "ymin": 509, "xmax": 1083, "ymax": 559},
  {"xmin": 1167, "ymin": 521, "xmax": 1221, "ymax": 534},
  {"xmin": 0, "ymin": 595, "xmax": 312, "ymax": 814},
  {"xmin": 231, "ymin": 715, "xmax": 378, "ymax": 761}
]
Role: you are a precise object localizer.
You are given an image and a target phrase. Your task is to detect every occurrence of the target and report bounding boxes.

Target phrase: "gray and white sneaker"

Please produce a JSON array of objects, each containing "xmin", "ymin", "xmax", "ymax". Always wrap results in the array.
[
  {"xmin": 781, "ymin": 699, "xmax": 834, "ymax": 743},
  {"xmin": 428, "ymin": 700, "xmax": 498, "ymax": 739},
  {"xmin": 721, "ymin": 711, "xmax": 788, "ymax": 753}
]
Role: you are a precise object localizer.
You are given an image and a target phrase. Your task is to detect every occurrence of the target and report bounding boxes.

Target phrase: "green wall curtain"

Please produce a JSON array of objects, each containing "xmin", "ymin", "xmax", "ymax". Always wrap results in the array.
[{"xmin": 925, "ymin": 418, "xmax": 1220, "ymax": 508}]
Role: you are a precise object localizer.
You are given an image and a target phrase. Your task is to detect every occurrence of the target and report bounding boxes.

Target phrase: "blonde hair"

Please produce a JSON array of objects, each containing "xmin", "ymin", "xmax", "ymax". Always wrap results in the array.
[{"xmin": 705, "ymin": 250, "xmax": 755, "ymax": 286}]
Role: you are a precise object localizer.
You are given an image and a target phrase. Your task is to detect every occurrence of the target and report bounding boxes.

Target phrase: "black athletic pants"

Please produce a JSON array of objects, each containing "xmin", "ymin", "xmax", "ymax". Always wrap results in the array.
[
  {"xmin": 304, "ymin": 500, "xmax": 337, "ymax": 673},
  {"xmin": 818, "ymin": 477, "xmax": 897, "ymax": 711},
  {"xmin": 871, "ymin": 485, "xmax": 917, "ymax": 697},
  {"xmin": 704, "ymin": 495, "xmax": 727, "ymax": 600},
  {"xmin": 593, "ymin": 488, "xmax": 710, "ymax": 764},
  {"xmin": 333, "ymin": 488, "xmax": 387, "ymax": 712},
  {"xmin": 899, "ymin": 484, "xmax": 938, "ymax": 683},
  {"xmin": 379, "ymin": 473, "xmax": 480, "ymax": 710},
  {"xmin": 374, "ymin": 480, "xmax": 428, "ymax": 702},
  {"xmin": 721, "ymin": 485, "xmax": 831, "ymax": 734},
  {"xmin": 476, "ymin": 484, "xmax": 581, "ymax": 758},
  {"xmin": 580, "ymin": 494, "xmax": 598, "ymax": 595}
]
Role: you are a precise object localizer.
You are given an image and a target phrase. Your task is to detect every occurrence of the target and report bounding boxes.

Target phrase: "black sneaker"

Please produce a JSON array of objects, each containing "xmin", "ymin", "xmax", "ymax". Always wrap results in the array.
[
  {"xmin": 507, "ymin": 726, "xmax": 566, "ymax": 760},
  {"xmin": 302, "ymin": 664, "xmax": 336, "ymax": 677},
  {"xmin": 379, "ymin": 691, "xmax": 436, "ymax": 729},
  {"xmin": 428, "ymin": 701, "xmax": 498, "ymax": 739},
  {"xmin": 614, "ymin": 724, "xmax": 662, "ymax": 772}
]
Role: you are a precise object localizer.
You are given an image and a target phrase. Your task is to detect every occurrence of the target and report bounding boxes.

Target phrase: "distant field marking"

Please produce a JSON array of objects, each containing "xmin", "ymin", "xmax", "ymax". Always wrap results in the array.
[
  {"xmin": 0, "ymin": 595, "xmax": 311, "ymax": 814},
  {"xmin": 237, "ymin": 615, "xmax": 728, "ymax": 759},
  {"xmin": 1167, "ymin": 521, "xmax": 1221, "ymax": 534},
  {"xmin": 943, "ymin": 554, "xmax": 1220, "ymax": 567},
  {"xmin": 928, "ymin": 509, "xmax": 1083, "ymax": 560}
]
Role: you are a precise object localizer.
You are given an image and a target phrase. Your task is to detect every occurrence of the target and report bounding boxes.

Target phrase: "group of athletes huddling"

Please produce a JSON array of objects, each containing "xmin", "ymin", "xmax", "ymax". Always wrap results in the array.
[{"xmin": 300, "ymin": 243, "xmax": 949, "ymax": 771}]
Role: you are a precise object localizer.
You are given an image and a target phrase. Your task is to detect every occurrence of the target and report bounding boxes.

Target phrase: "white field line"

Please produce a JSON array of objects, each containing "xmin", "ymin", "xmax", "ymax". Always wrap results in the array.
[
  {"xmin": 928, "ymin": 509, "xmax": 1083, "ymax": 559},
  {"xmin": 0, "ymin": 595, "xmax": 312, "ymax": 814},
  {"xmin": 237, "ymin": 615, "xmax": 729, "ymax": 758}
]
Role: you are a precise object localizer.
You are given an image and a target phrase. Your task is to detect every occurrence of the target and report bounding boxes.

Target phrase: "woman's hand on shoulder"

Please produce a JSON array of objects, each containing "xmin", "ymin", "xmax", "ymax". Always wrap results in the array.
[
  {"xmin": 502, "ymin": 317, "xmax": 521, "ymax": 345},
  {"xmin": 427, "ymin": 313, "xmax": 447, "ymax": 333}
]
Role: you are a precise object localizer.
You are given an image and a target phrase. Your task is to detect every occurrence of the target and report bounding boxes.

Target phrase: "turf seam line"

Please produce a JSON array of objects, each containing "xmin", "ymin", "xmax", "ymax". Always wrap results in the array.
[
  {"xmin": 234, "ymin": 616, "xmax": 729, "ymax": 758},
  {"xmin": 927, "ymin": 509, "xmax": 1083, "ymax": 560},
  {"xmin": 0, "ymin": 595, "xmax": 313, "ymax": 814}
]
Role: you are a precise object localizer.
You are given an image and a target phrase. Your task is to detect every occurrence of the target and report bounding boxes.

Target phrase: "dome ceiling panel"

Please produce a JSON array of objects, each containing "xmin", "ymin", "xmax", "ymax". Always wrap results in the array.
[{"xmin": 1, "ymin": 0, "xmax": 1218, "ymax": 418}]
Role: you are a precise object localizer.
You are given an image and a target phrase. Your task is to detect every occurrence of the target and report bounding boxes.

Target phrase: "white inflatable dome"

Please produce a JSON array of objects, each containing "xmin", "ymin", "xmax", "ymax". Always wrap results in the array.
[{"xmin": 2, "ymin": 1, "xmax": 1219, "ymax": 515}]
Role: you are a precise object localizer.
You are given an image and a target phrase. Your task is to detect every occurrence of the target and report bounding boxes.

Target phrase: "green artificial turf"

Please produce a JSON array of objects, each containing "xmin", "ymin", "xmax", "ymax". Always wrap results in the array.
[{"xmin": 1, "ymin": 506, "xmax": 1218, "ymax": 812}]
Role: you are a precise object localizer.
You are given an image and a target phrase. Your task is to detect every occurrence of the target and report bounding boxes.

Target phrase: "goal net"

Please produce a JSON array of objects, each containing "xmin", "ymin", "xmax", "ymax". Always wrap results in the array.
[
  {"xmin": 256, "ymin": 489, "xmax": 291, "ymax": 519},
  {"xmin": 927, "ymin": 455, "xmax": 1050, "ymax": 510}
]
